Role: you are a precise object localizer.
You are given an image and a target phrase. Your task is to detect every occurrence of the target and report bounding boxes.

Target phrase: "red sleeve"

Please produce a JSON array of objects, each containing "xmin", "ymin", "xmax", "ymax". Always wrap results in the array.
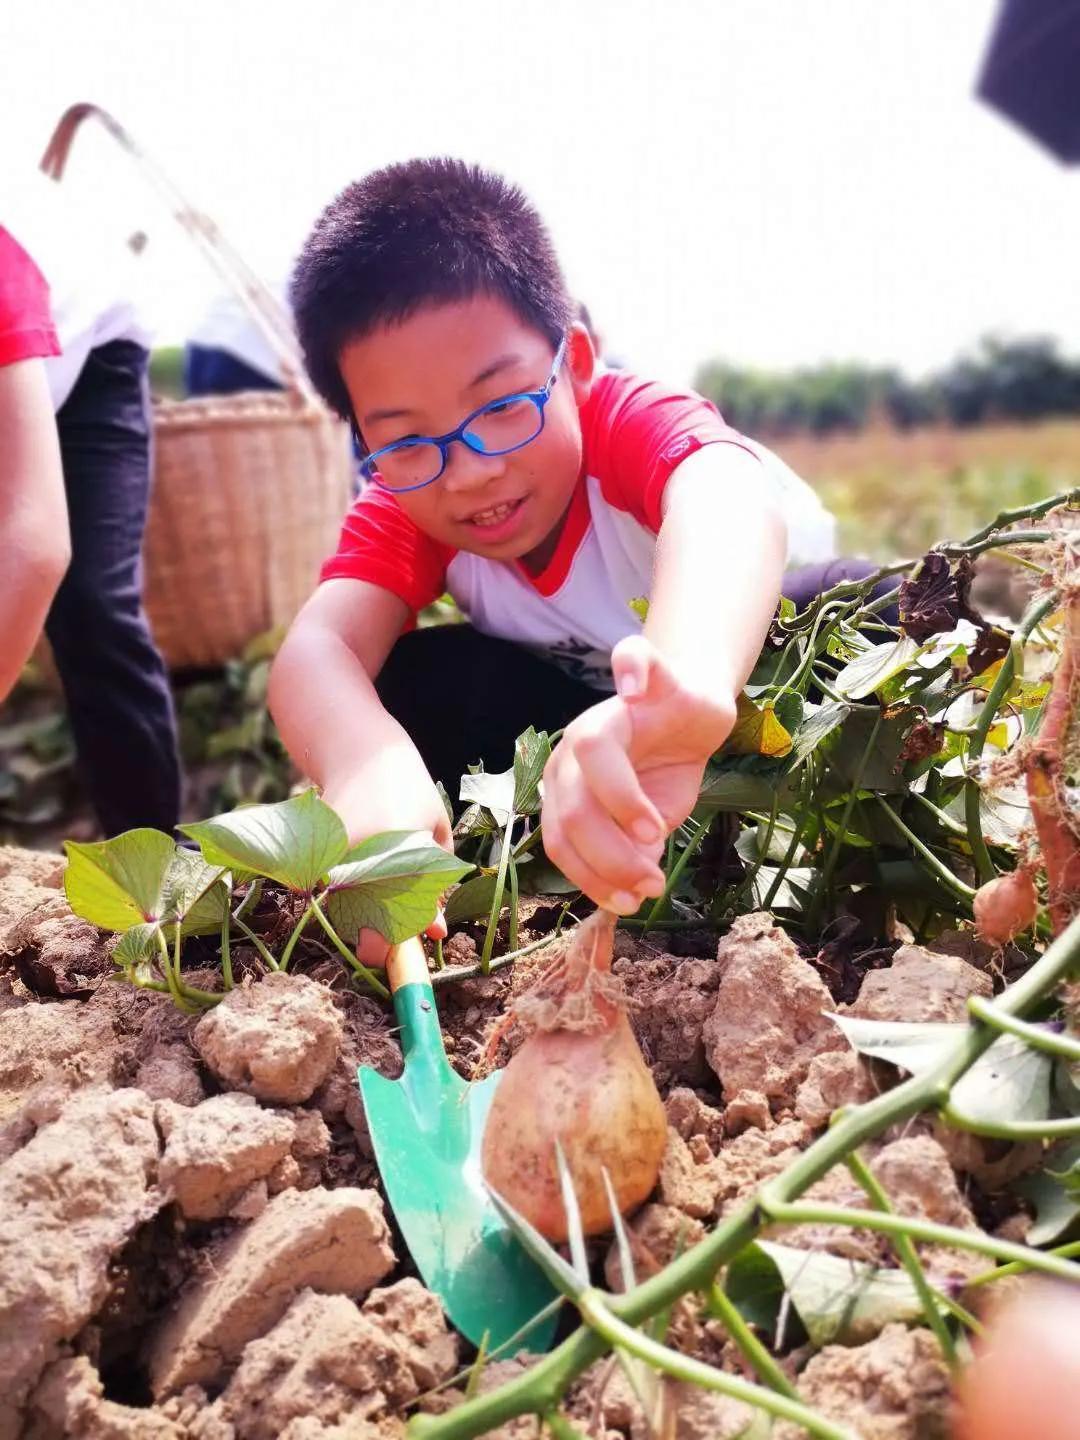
[
  {"xmin": 0, "ymin": 228, "xmax": 60, "ymax": 367},
  {"xmin": 320, "ymin": 483, "xmax": 454, "ymax": 614},
  {"xmin": 579, "ymin": 370, "xmax": 759, "ymax": 532}
]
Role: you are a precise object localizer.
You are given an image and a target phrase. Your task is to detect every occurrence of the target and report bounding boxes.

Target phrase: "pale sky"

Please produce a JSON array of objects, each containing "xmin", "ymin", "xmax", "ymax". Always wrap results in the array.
[{"xmin": 3, "ymin": 0, "xmax": 1078, "ymax": 385}]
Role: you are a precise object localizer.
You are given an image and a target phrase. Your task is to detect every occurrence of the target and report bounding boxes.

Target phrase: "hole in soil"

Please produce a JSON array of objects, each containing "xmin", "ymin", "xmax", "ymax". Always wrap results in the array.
[{"xmin": 95, "ymin": 1208, "xmax": 192, "ymax": 1407}]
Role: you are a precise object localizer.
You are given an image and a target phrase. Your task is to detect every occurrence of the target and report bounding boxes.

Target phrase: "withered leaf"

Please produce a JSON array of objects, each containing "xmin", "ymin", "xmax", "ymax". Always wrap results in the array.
[{"xmin": 899, "ymin": 553, "xmax": 977, "ymax": 641}]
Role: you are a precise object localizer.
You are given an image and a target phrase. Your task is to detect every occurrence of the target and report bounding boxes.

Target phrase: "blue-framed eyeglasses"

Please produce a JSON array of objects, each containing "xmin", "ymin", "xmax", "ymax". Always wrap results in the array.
[{"xmin": 359, "ymin": 337, "xmax": 568, "ymax": 493}]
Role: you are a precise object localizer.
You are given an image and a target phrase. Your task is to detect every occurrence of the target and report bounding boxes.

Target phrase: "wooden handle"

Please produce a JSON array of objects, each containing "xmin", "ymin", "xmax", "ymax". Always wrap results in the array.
[{"xmin": 387, "ymin": 936, "xmax": 431, "ymax": 993}]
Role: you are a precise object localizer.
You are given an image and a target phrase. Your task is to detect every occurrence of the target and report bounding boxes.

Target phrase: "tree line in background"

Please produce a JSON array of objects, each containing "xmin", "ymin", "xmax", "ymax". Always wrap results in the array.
[{"xmin": 693, "ymin": 334, "xmax": 1080, "ymax": 437}]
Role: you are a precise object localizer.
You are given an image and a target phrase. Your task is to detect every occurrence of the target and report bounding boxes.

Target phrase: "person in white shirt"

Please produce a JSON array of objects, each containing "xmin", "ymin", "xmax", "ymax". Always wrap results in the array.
[{"xmin": 3, "ymin": 173, "xmax": 180, "ymax": 836}]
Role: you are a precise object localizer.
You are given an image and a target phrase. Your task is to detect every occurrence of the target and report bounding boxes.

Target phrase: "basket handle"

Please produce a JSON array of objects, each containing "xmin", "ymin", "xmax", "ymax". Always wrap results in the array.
[{"xmin": 40, "ymin": 103, "xmax": 315, "ymax": 401}]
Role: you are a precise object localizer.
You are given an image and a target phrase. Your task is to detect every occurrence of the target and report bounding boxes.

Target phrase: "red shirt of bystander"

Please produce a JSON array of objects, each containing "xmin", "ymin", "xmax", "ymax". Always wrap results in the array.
[{"xmin": 0, "ymin": 227, "xmax": 60, "ymax": 368}]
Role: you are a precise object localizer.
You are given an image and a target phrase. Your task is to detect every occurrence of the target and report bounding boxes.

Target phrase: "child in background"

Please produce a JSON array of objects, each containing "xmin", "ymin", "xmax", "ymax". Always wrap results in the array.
[{"xmin": 269, "ymin": 158, "xmax": 853, "ymax": 964}]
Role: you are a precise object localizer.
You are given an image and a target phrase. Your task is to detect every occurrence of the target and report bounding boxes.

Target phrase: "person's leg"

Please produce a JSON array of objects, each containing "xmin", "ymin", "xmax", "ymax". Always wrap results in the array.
[
  {"xmin": 783, "ymin": 557, "xmax": 899, "ymax": 622},
  {"xmin": 46, "ymin": 340, "xmax": 182, "ymax": 836},
  {"xmin": 183, "ymin": 344, "xmax": 282, "ymax": 398},
  {"xmin": 375, "ymin": 625, "xmax": 605, "ymax": 797}
]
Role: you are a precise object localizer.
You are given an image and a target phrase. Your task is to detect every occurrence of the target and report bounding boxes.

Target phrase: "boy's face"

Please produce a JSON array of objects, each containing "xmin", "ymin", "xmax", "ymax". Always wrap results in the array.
[{"xmin": 340, "ymin": 295, "xmax": 595, "ymax": 572}]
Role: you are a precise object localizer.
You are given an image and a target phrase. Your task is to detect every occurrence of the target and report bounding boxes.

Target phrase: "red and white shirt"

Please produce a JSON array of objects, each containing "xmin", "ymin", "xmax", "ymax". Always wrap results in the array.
[
  {"xmin": 322, "ymin": 370, "xmax": 835, "ymax": 688},
  {"xmin": 0, "ymin": 227, "xmax": 60, "ymax": 368}
]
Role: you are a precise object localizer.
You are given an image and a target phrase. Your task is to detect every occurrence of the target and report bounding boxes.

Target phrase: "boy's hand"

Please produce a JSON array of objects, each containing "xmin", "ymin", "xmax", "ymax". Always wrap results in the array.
[
  {"xmin": 541, "ymin": 634, "xmax": 736, "ymax": 913},
  {"xmin": 322, "ymin": 745, "xmax": 454, "ymax": 970}
]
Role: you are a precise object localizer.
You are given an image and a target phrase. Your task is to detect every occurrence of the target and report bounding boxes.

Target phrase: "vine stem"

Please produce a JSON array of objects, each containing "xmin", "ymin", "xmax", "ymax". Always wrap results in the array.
[
  {"xmin": 874, "ymin": 797, "xmax": 977, "ymax": 902},
  {"xmin": 967, "ymin": 994, "xmax": 1080, "ymax": 1061},
  {"xmin": 481, "ymin": 812, "xmax": 517, "ymax": 974},
  {"xmin": 219, "ymin": 906, "xmax": 233, "ymax": 990},
  {"xmin": 279, "ymin": 901, "xmax": 314, "ymax": 971},
  {"xmin": 430, "ymin": 929, "xmax": 564, "ymax": 986},
  {"xmin": 965, "ymin": 591, "xmax": 1059, "ymax": 884},
  {"xmin": 844, "ymin": 1149, "xmax": 957, "ymax": 1367},
  {"xmin": 707, "ymin": 1281, "xmax": 800, "ymax": 1399},
  {"xmin": 758, "ymin": 1199, "xmax": 1080, "ymax": 1281},
  {"xmin": 810, "ymin": 711, "xmax": 883, "ymax": 930},
  {"xmin": 644, "ymin": 820, "xmax": 709, "ymax": 928},
  {"xmin": 576, "ymin": 1291, "xmax": 857, "ymax": 1440},
  {"xmin": 407, "ymin": 910, "xmax": 1080, "ymax": 1440},
  {"xmin": 307, "ymin": 895, "xmax": 390, "ymax": 999},
  {"xmin": 232, "ymin": 914, "xmax": 280, "ymax": 971}
]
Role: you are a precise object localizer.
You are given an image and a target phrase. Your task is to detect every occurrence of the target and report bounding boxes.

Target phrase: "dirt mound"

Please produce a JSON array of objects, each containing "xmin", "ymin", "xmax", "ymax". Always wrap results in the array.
[
  {"xmin": 795, "ymin": 1049, "xmax": 878, "ymax": 1129},
  {"xmin": 0, "ymin": 847, "xmax": 65, "ymax": 889},
  {"xmin": 3, "ymin": 892, "xmax": 113, "ymax": 997},
  {"xmin": 772, "ymin": 1323, "xmax": 952, "ymax": 1440},
  {"xmin": 25, "ymin": 1354, "xmax": 185, "ymax": 1439},
  {"xmin": 183, "ymin": 1281, "xmax": 457, "ymax": 1440},
  {"xmin": 658, "ymin": 1118, "xmax": 810, "ymax": 1220},
  {"xmin": 612, "ymin": 935, "xmax": 723, "ymax": 1089},
  {"xmin": 194, "ymin": 973, "xmax": 344, "ymax": 1104},
  {"xmin": 844, "ymin": 943, "xmax": 992, "ymax": 1023},
  {"xmin": 703, "ymin": 913, "xmax": 843, "ymax": 1114},
  {"xmin": 149, "ymin": 1185, "xmax": 395, "ymax": 1396},
  {"xmin": 0, "ymin": 1087, "xmax": 163, "ymax": 1439},
  {"xmin": 157, "ymin": 1094, "xmax": 298, "ymax": 1220},
  {"xmin": 0, "ymin": 1000, "xmax": 123, "ymax": 1125}
]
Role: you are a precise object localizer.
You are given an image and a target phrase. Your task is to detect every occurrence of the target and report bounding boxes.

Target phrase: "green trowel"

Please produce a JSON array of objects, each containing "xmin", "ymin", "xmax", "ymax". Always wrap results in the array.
[{"xmin": 358, "ymin": 938, "xmax": 560, "ymax": 1352}]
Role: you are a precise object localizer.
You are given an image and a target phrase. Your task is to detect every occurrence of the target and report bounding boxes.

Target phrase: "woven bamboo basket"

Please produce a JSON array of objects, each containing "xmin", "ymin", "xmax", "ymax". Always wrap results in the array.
[
  {"xmin": 144, "ymin": 392, "xmax": 353, "ymax": 668},
  {"xmin": 40, "ymin": 104, "xmax": 354, "ymax": 670}
]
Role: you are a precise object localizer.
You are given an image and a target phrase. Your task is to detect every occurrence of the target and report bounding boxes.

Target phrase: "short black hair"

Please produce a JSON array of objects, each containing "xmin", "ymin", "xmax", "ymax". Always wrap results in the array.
[{"xmin": 290, "ymin": 157, "xmax": 574, "ymax": 423}]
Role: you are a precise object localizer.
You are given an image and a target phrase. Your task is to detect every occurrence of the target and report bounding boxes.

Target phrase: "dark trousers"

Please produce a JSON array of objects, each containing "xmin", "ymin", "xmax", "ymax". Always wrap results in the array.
[
  {"xmin": 46, "ymin": 340, "xmax": 181, "ymax": 837},
  {"xmin": 376, "ymin": 558, "xmax": 890, "ymax": 798}
]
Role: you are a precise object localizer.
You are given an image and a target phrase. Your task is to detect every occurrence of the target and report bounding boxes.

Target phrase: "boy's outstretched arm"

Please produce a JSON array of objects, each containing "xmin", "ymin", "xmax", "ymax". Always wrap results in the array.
[
  {"xmin": 270, "ymin": 578, "xmax": 452, "ymax": 848},
  {"xmin": 542, "ymin": 445, "xmax": 786, "ymax": 913},
  {"xmin": 269, "ymin": 579, "xmax": 454, "ymax": 962}
]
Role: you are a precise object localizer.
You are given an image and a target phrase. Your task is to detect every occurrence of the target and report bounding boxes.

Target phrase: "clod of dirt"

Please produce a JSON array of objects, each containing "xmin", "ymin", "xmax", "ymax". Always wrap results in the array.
[
  {"xmin": 0, "ymin": 845, "xmax": 64, "ymax": 888},
  {"xmin": 658, "ymin": 1118, "xmax": 811, "ymax": 1221},
  {"xmin": 187, "ymin": 1281, "xmax": 456, "ymax": 1440},
  {"xmin": 134, "ymin": 1050, "xmax": 206, "ymax": 1108},
  {"xmin": 0, "ymin": 1000, "xmax": 123, "ymax": 1123},
  {"xmin": 844, "ymin": 943, "xmax": 992, "ymax": 1023},
  {"xmin": 663, "ymin": 1088, "xmax": 725, "ymax": 1152},
  {"xmin": 148, "ymin": 1184, "xmax": 395, "ymax": 1396},
  {"xmin": 0, "ymin": 1087, "xmax": 163, "ymax": 1439},
  {"xmin": 795, "ymin": 1049, "xmax": 877, "ymax": 1129},
  {"xmin": 157, "ymin": 1094, "xmax": 298, "ymax": 1220},
  {"xmin": 193, "ymin": 973, "xmax": 344, "ymax": 1104},
  {"xmin": 310, "ymin": 1000, "xmax": 403, "ymax": 1153},
  {"xmin": 287, "ymin": 1109, "xmax": 332, "ymax": 1190},
  {"xmin": 772, "ymin": 1324, "xmax": 952, "ymax": 1440},
  {"xmin": 658, "ymin": 1130, "xmax": 720, "ymax": 1218},
  {"xmin": 603, "ymin": 1203, "xmax": 707, "ymax": 1291},
  {"xmin": 612, "ymin": 938, "xmax": 723, "ymax": 1088},
  {"xmin": 575, "ymin": 1364, "xmax": 754, "ymax": 1440},
  {"xmin": 932, "ymin": 1121, "xmax": 1043, "ymax": 1194},
  {"xmin": 709, "ymin": 1118, "xmax": 810, "ymax": 1218},
  {"xmin": 724, "ymin": 1089, "xmax": 772, "ymax": 1134},
  {"xmin": 4, "ymin": 892, "xmax": 113, "ymax": 997},
  {"xmin": 0, "ymin": 878, "xmax": 57, "ymax": 950},
  {"xmin": 703, "ymin": 913, "xmax": 842, "ymax": 1111},
  {"xmin": 25, "ymin": 1354, "xmax": 185, "ymax": 1439}
]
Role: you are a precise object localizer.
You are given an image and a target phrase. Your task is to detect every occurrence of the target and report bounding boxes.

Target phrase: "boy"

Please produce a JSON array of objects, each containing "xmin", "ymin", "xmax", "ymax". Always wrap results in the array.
[{"xmin": 270, "ymin": 158, "xmax": 838, "ymax": 964}]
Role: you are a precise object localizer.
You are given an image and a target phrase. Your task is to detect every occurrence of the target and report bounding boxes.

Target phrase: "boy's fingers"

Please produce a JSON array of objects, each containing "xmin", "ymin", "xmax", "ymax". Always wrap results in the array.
[
  {"xmin": 425, "ymin": 906, "xmax": 448, "ymax": 941},
  {"xmin": 544, "ymin": 766, "xmax": 665, "ymax": 904},
  {"xmin": 543, "ymin": 799, "xmax": 641, "ymax": 914},
  {"xmin": 574, "ymin": 726, "xmax": 665, "ymax": 845},
  {"xmin": 356, "ymin": 927, "xmax": 391, "ymax": 969},
  {"xmin": 612, "ymin": 634, "xmax": 679, "ymax": 705}
]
